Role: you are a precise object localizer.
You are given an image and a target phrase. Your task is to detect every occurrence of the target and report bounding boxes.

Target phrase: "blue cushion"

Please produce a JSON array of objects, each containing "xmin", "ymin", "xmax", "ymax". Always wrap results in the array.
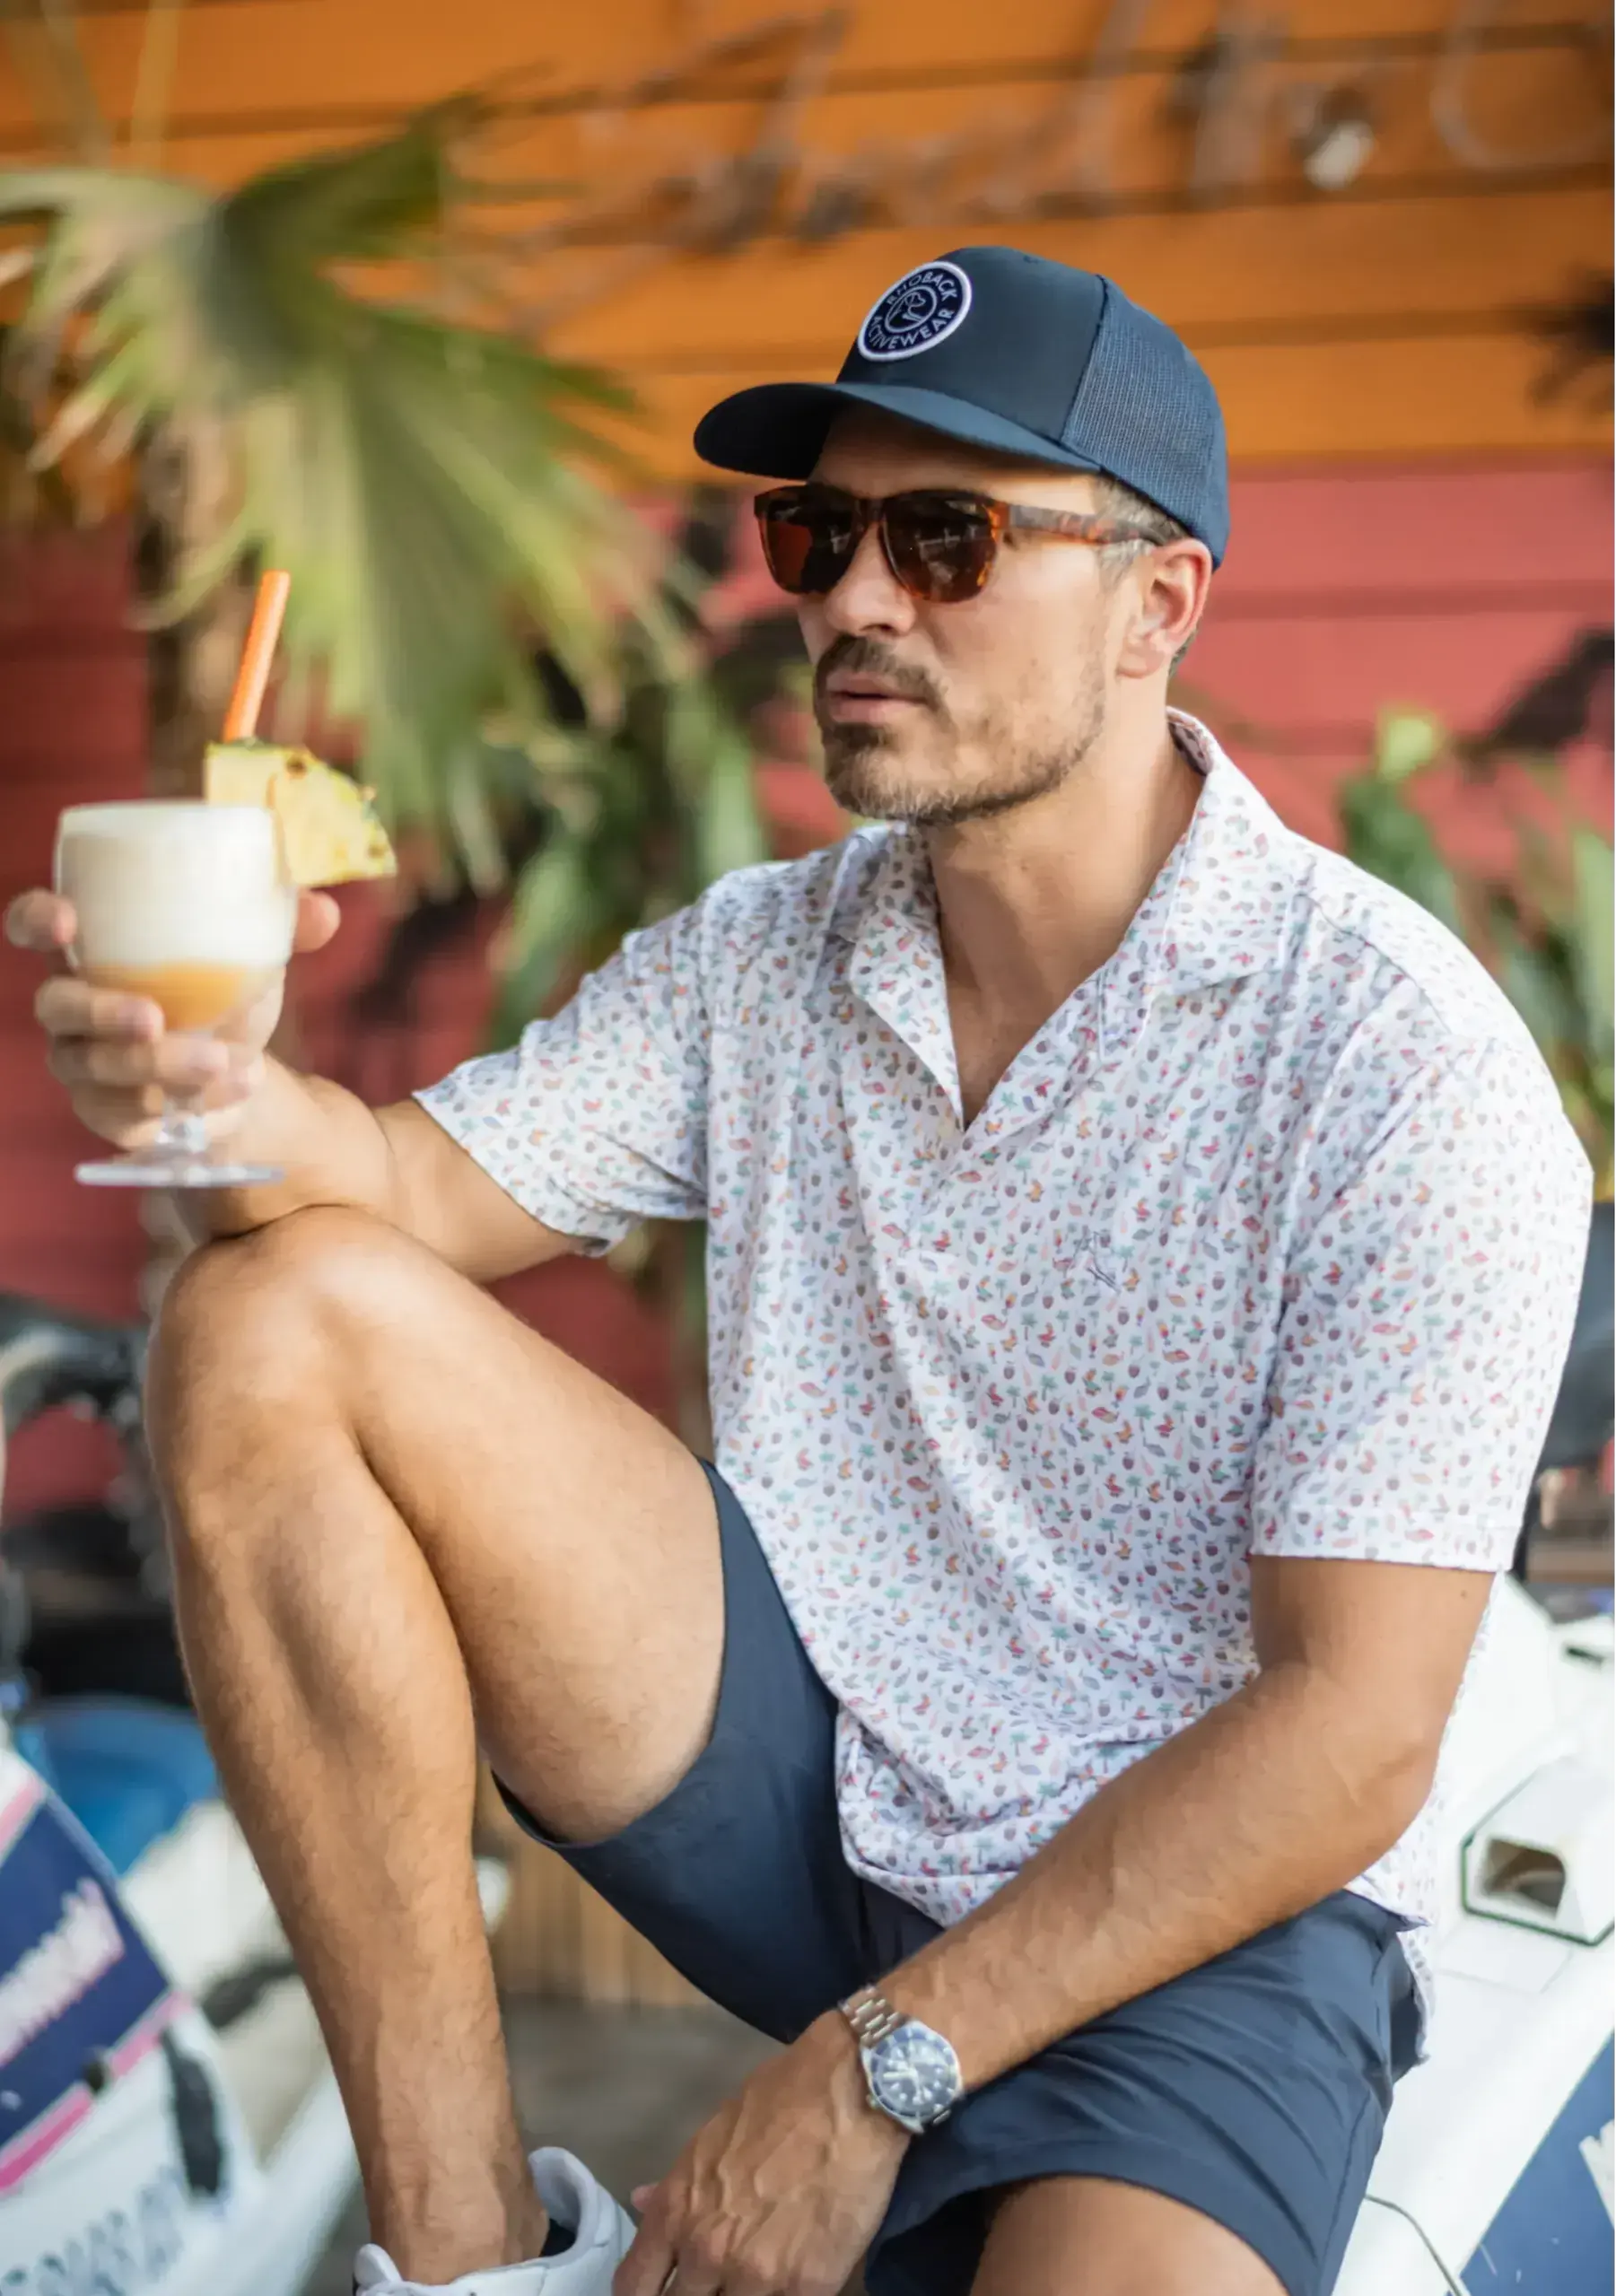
[{"xmin": 19, "ymin": 1698, "xmax": 218, "ymax": 1873}]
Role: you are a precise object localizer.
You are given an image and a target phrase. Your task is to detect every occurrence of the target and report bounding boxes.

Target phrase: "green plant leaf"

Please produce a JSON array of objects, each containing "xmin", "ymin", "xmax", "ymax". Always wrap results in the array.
[
  {"xmin": 0, "ymin": 117, "xmax": 660, "ymax": 869},
  {"xmin": 1373, "ymin": 710, "xmax": 1444, "ymax": 785},
  {"xmin": 1317, "ymin": 696, "xmax": 1611, "ymax": 1185},
  {"xmin": 663, "ymin": 676, "xmax": 768, "ymax": 888},
  {"xmin": 1489, "ymin": 896, "xmax": 1577, "ymax": 1052},
  {"xmin": 222, "ymin": 100, "xmax": 480, "ymax": 267},
  {"xmin": 1338, "ymin": 774, "xmax": 1463, "ymax": 935},
  {"xmin": 487, "ymin": 825, "xmax": 599, "ymax": 1047},
  {"xmin": 1569, "ymin": 825, "xmax": 1615, "ymax": 1042}
]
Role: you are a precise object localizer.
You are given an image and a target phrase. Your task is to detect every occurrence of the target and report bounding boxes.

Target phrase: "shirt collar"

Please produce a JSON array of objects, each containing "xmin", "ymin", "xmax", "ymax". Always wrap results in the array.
[
  {"xmin": 837, "ymin": 823, "xmax": 961, "ymax": 1107},
  {"xmin": 834, "ymin": 711, "xmax": 1295, "ymax": 977},
  {"xmin": 1157, "ymin": 710, "xmax": 1297, "ymax": 993},
  {"xmin": 831, "ymin": 711, "xmax": 1297, "ymax": 1104}
]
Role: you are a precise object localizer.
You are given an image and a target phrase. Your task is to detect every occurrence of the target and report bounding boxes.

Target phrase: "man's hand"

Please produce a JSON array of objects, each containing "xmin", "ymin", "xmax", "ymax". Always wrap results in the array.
[
  {"xmin": 5, "ymin": 885, "xmax": 340, "ymax": 1155},
  {"xmin": 7, "ymin": 878, "xmax": 582, "ymax": 1271},
  {"xmin": 616, "ymin": 2013, "xmax": 909, "ymax": 2296}
]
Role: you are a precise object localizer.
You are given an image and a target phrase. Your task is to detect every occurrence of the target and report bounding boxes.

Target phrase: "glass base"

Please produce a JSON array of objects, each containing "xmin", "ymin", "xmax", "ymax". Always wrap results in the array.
[{"xmin": 75, "ymin": 1155, "xmax": 285, "ymax": 1189}]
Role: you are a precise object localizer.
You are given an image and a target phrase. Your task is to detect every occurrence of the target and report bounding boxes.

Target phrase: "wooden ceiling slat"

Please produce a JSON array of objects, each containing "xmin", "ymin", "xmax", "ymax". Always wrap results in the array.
[
  {"xmin": 0, "ymin": 1, "xmax": 1601, "ymax": 467},
  {"xmin": 607, "ymin": 327, "xmax": 1612, "ymax": 475},
  {"xmin": 0, "ymin": 0, "xmax": 1598, "ymax": 147},
  {"xmin": 537, "ymin": 190, "xmax": 1607, "ymax": 362}
]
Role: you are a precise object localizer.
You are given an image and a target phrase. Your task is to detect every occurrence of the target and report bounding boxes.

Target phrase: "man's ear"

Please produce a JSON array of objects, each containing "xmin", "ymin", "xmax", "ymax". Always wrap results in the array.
[{"xmin": 1115, "ymin": 539, "xmax": 1212, "ymax": 680}]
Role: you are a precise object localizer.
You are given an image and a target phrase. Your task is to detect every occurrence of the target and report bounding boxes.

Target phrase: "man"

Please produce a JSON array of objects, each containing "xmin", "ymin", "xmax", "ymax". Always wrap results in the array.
[{"xmin": 8, "ymin": 249, "xmax": 1591, "ymax": 2296}]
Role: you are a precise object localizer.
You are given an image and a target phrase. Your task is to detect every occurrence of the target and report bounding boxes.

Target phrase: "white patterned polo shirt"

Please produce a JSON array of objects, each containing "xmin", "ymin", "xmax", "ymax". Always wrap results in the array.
[{"xmin": 419, "ymin": 712, "xmax": 1591, "ymax": 2030}]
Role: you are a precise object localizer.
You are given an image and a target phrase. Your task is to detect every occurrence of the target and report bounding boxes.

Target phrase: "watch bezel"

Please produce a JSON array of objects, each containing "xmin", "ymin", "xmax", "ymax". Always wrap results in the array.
[{"xmin": 862, "ymin": 2016, "xmax": 964, "ymax": 2133}]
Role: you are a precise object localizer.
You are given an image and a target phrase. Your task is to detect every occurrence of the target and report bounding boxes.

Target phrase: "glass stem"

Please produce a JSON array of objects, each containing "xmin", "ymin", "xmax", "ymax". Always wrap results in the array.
[
  {"xmin": 154, "ymin": 1104, "xmax": 211, "ymax": 1162},
  {"xmin": 153, "ymin": 1036, "xmax": 213, "ymax": 1165}
]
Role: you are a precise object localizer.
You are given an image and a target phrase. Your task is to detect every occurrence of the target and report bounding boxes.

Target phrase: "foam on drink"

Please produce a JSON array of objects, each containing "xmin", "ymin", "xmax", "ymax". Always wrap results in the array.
[{"xmin": 57, "ymin": 802, "xmax": 297, "ymax": 1033}]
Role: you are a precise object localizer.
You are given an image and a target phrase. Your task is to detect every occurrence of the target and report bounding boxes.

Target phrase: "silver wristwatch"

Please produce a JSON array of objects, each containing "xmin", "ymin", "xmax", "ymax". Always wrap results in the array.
[{"xmin": 839, "ymin": 1986, "xmax": 965, "ymax": 2135}]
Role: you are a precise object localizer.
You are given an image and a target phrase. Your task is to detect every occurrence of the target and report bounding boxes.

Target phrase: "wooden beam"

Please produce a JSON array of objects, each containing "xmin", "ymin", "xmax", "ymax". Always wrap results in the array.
[
  {"xmin": 603, "ymin": 326, "xmax": 1612, "ymax": 475},
  {"xmin": 539, "ymin": 189, "xmax": 1609, "ymax": 364},
  {"xmin": 15, "ymin": 0, "xmax": 1591, "ymax": 142}
]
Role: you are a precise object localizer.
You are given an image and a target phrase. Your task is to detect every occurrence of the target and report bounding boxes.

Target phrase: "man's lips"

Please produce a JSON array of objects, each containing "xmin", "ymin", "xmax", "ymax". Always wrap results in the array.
[{"xmin": 821, "ymin": 678, "xmax": 928, "ymax": 722}]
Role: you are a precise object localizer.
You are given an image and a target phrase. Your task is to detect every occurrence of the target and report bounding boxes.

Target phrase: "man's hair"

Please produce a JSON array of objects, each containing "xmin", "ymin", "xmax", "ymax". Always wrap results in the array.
[{"xmin": 1088, "ymin": 473, "xmax": 1197, "ymax": 671}]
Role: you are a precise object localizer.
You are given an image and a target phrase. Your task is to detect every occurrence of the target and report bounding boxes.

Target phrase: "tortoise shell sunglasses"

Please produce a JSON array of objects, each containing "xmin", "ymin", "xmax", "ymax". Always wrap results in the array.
[{"xmin": 754, "ymin": 482, "xmax": 1160, "ymax": 605}]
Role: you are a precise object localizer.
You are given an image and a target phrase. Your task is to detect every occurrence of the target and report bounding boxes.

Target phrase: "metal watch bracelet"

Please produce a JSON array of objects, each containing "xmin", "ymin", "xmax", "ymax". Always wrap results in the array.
[{"xmin": 840, "ymin": 1985, "xmax": 904, "ymax": 2050}]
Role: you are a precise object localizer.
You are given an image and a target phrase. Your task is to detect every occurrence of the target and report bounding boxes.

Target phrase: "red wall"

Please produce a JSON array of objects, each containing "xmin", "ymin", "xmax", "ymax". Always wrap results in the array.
[
  {"xmin": 0, "ymin": 531, "xmax": 149, "ymax": 1516},
  {"xmin": 1189, "ymin": 458, "xmax": 1612, "ymax": 857},
  {"xmin": 2, "ymin": 458, "xmax": 1609, "ymax": 1518}
]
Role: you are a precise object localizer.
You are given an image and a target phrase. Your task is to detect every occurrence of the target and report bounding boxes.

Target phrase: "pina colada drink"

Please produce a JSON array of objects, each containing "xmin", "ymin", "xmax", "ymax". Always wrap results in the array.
[
  {"xmin": 53, "ymin": 801, "xmax": 298, "ymax": 1188},
  {"xmin": 56, "ymin": 804, "xmax": 296, "ymax": 1031}
]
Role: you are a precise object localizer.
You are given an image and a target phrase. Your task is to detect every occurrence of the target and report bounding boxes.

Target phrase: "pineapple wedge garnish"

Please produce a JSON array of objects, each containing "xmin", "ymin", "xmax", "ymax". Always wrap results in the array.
[{"xmin": 205, "ymin": 739, "xmax": 396, "ymax": 888}]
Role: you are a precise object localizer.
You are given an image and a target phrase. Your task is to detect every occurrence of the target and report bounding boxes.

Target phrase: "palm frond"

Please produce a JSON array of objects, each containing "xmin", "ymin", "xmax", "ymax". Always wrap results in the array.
[
  {"xmin": 0, "ymin": 111, "xmax": 662, "ymax": 862},
  {"xmin": 223, "ymin": 100, "xmax": 485, "ymax": 266}
]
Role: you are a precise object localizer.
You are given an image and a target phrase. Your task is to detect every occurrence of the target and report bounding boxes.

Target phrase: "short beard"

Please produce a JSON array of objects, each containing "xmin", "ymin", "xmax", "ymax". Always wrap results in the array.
[{"xmin": 821, "ymin": 691, "xmax": 1105, "ymax": 827}]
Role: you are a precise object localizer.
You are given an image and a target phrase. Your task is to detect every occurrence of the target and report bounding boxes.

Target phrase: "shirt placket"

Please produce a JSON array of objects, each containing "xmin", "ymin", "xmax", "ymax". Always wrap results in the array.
[{"xmin": 839, "ymin": 839, "xmax": 963, "ymax": 1242}]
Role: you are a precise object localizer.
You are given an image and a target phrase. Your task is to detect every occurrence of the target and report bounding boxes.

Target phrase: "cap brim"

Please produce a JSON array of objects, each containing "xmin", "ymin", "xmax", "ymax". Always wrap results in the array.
[{"xmin": 694, "ymin": 380, "xmax": 1106, "ymax": 482}]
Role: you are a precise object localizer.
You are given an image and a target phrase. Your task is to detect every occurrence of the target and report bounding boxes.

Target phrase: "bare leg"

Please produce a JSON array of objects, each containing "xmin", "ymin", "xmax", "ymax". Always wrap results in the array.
[
  {"xmin": 972, "ymin": 2178, "xmax": 1286, "ymax": 2296},
  {"xmin": 144, "ymin": 1207, "xmax": 725, "ymax": 2282}
]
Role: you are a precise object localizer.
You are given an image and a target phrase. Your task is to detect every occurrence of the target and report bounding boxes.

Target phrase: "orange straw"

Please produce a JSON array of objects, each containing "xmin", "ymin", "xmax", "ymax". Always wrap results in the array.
[{"xmin": 221, "ymin": 569, "xmax": 291, "ymax": 742}]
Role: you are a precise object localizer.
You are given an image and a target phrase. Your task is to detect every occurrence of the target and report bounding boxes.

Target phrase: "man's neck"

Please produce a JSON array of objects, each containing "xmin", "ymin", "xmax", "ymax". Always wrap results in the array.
[{"xmin": 926, "ymin": 711, "xmax": 1202, "ymax": 1122}]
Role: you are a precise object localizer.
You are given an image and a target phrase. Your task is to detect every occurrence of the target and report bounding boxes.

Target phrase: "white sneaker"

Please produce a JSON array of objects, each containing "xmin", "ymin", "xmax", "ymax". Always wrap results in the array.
[{"xmin": 354, "ymin": 2147, "xmax": 636, "ymax": 2294}]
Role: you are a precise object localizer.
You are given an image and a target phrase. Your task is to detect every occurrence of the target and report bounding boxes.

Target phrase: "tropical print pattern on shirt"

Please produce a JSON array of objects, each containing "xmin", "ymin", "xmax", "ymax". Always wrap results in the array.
[{"xmin": 419, "ymin": 713, "xmax": 1592, "ymax": 2037}]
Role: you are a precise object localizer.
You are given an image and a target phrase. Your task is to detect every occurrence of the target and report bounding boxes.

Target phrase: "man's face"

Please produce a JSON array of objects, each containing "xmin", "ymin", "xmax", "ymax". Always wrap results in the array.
[{"xmin": 797, "ymin": 411, "xmax": 1134, "ymax": 827}]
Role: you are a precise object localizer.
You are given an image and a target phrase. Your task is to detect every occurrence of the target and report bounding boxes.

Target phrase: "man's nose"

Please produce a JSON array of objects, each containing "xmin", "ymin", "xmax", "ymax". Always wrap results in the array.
[{"xmin": 820, "ymin": 521, "xmax": 917, "ymax": 637}]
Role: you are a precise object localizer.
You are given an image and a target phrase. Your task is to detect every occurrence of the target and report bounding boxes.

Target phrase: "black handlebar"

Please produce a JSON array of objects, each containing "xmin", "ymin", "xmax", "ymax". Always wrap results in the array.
[
  {"xmin": 0, "ymin": 1294, "xmax": 144, "ymax": 1442},
  {"xmin": 1539, "ymin": 1201, "xmax": 1613, "ymax": 1473}
]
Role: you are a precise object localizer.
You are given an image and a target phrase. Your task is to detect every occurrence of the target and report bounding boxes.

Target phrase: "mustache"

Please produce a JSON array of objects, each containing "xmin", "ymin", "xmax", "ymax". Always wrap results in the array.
[{"xmin": 813, "ymin": 636, "xmax": 946, "ymax": 715}]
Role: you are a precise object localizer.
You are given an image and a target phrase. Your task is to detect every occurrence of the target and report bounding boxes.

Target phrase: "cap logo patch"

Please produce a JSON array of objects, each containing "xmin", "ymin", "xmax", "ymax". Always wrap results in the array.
[{"xmin": 857, "ymin": 262, "xmax": 972, "ymax": 362}]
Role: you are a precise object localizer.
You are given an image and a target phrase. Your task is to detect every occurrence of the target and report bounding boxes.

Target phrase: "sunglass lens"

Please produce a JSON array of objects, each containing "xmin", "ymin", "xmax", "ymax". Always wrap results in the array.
[
  {"xmin": 885, "ymin": 495, "xmax": 995, "ymax": 603},
  {"xmin": 757, "ymin": 493, "xmax": 859, "ymax": 596}
]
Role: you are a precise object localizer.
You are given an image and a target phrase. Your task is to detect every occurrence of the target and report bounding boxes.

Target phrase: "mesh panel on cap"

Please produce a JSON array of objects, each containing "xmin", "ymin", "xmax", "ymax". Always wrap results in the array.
[{"xmin": 1059, "ymin": 283, "xmax": 1228, "ymax": 563}]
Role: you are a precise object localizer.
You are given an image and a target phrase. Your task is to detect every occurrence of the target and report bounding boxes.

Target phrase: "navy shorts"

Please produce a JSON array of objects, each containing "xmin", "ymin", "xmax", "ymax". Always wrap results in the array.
[{"xmin": 496, "ymin": 1466, "xmax": 1421, "ymax": 2296}]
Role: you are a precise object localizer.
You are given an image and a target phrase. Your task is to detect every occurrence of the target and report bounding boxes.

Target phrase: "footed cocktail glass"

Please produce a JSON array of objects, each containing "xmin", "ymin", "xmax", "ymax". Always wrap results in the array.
[{"xmin": 54, "ymin": 800, "xmax": 297, "ymax": 1187}]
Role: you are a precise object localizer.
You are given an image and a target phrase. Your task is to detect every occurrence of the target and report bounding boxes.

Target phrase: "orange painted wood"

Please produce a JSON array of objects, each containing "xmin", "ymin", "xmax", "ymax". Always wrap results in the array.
[
  {"xmin": 52, "ymin": 41, "xmax": 1599, "ymax": 201},
  {"xmin": 606, "ymin": 325, "xmax": 1612, "ymax": 476},
  {"xmin": 0, "ymin": 0, "xmax": 1603, "ymax": 473},
  {"xmin": 534, "ymin": 189, "xmax": 1611, "ymax": 363},
  {"xmin": 13, "ymin": 0, "xmax": 1586, "ymax": 141}
]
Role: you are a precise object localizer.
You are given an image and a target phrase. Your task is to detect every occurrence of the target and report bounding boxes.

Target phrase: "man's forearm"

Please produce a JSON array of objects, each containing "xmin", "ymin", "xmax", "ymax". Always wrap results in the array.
[
  {"xmin": 871, "ymin": 1665, "xmax": 1430, "ymax": 2092},
  {"xmin": 175, "ymin": 1057, "xmax": 406, "ymax": 1246}
]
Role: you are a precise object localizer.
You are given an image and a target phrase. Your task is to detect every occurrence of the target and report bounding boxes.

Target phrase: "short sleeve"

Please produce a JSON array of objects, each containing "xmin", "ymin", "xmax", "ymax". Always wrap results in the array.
[
  {"xmin": 415, "ymin": 900, "xmax": 711, "ymax": 1253},
  {"xmin": 1250, "ymin": 1040, "xmax": 1593, "ymax": 1569}
]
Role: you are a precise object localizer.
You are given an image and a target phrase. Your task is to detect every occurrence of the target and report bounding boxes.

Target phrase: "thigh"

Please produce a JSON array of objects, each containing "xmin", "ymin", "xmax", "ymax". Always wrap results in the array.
[
  {"xmin": 868, "ymin": 1892, "xmax": 1416, "ymax": 2296},
  {"xmin": 495, "ymin": 1463, "xmax": 914, "ymax": 2041},
  {"xmin": 973, "ymin": 2177, "xmax": 1284, "ymax": 2296},
  {"xmin": 149, "ymin": 1205, "xmax": 722, "ymax": 1844}
]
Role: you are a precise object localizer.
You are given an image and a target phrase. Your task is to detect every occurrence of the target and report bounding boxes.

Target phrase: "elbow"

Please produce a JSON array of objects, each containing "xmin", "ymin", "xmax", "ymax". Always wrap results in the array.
[
  {"xmin": 1347, "ymin": 1725, "xmax": 1442, "ymax": 1867},
  {"xmin": 1277, "ymin": 1668, "xmax": 1444, "ymax": 1870}
]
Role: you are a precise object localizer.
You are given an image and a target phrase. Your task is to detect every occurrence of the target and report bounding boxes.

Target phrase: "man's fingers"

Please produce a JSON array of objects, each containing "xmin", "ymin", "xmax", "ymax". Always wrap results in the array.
[
  {"xmin": 46, "ymin": 1033, "xmax": 241, "ymax": 1095},
  {"xmin": 8, "ymin": 886, "xmax": 337, "ymax": 962},
  {"xmin": 35, "ymin": 976, "xmax": 163, "ymax": 1043},
  {"xmin": 74, "ymin": 1086, "xmax": 167, "ymax": 1147},
  {"xmin": 660, "ymin": 2247, "xmax": 725, "ymax": 2296},
  {"xmin": 612, "ymin": 2218, "xmax": 679, "ymax": 2296},
  {"xmin": 5, "ymin": 889, "xmax": 75, "ymax": 953},
  {"xmin": 292, "ymin": 889, "xmax": 342, "ymax": 953}
]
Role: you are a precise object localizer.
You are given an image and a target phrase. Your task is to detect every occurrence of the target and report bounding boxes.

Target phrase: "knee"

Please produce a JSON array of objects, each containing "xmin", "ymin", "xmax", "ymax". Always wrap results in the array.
[{"xmin": 146, "ymin": 1206, "xmax": 418, "ymax": 1443}]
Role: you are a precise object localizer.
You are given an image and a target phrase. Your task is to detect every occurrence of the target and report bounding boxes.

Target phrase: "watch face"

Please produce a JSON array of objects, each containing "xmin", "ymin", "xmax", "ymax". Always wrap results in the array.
[{"xmin": 869, "ymin": 2023, "xmax": 961, "ymax": 2126}]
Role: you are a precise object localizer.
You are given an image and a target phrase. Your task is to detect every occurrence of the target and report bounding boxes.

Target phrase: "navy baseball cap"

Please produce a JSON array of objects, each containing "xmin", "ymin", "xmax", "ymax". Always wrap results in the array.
[{"xmin": 694, "ymin": 245, "xmax": 1229, "ymax": 567}]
